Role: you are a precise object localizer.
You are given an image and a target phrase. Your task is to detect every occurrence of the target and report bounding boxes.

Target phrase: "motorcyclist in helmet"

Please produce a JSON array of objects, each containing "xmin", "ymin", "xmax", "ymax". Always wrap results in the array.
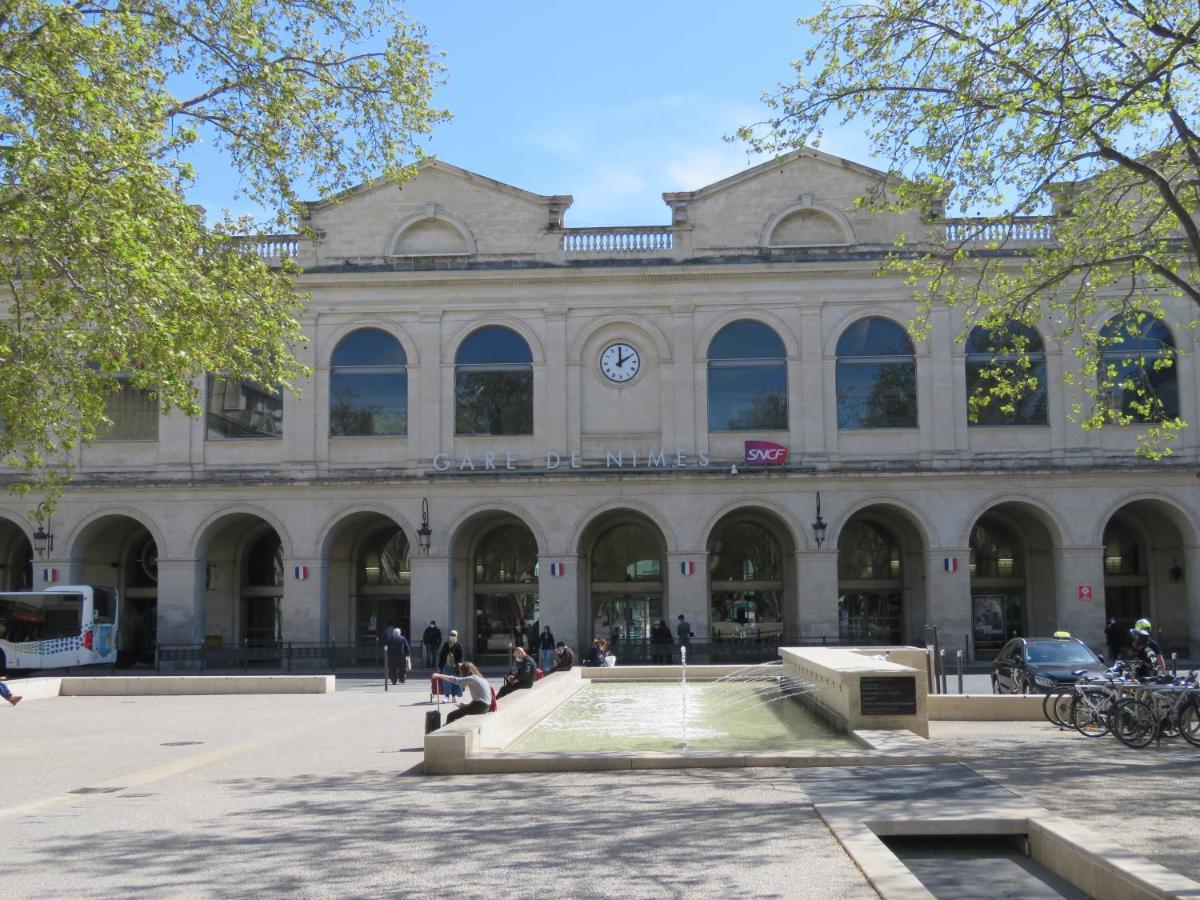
[
  {"xmin": 1128, "ymin": 628, "xmax": 1162, "ymax": 681},
  {"xmin": 1134, "ymin": 618, "xmax": 1167, "ymax": 674}
]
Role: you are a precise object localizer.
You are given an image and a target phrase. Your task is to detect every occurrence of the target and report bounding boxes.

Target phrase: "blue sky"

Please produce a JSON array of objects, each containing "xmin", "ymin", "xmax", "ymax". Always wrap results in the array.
[{"xmin": 187, "ymin": 1, "xmax": 876, "ymax": 227}]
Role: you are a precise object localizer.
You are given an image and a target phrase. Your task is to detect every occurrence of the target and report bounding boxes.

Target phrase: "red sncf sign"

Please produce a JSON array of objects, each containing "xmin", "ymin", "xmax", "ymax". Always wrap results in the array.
[{"xmin": 743, "ymin": 440, "xmax": 789, "ymax": 465}]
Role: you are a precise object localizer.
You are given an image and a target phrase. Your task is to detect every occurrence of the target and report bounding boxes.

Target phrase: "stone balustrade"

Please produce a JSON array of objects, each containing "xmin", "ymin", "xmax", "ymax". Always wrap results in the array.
[
  {"xmin": 562, "ymin": 226, "xmax": 674, "ymax": 254},
  {"xmin": 233, "ymin": 233, "xmax": 300, "ymax": 264},
  {"xmin": 943, "ymin": 215, "xmax": 1056, "ymax": 245}
]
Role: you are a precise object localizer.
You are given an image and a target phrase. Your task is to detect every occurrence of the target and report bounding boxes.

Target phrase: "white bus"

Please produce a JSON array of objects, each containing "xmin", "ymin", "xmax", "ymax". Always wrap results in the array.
[{"xmin": 0, "ymin": 585, "xmax": 119, "ymax": 671}]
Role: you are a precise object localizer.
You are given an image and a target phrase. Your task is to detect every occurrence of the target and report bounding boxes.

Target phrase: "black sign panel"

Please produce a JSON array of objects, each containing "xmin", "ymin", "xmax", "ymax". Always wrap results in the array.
[{"xmin": 859, "ymin": 676, "xmax": 917, "ymax": 716}]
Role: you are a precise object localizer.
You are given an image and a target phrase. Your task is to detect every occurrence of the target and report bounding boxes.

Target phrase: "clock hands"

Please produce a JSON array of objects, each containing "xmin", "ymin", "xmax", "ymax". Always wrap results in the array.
[{"xmin": 616, "ymin": 348, "xmax": 628, "ymax": 368}]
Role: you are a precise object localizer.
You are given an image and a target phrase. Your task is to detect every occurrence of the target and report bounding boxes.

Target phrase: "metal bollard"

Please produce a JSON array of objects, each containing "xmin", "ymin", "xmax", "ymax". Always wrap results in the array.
[
  {"xmin": 938, "ymin": 648, "xmax": 947, "ymax": 694},
  {"xmin": 926, "ymin": 650, "xmax": 935, "ymax": 694},
  {"xmin": 1172, "ymin": 652, "xmax": 1178, "ymax": 677},
  {"xmin": 956, "ymin": 650, "xmax": 964, "ymax": 694},
  {"xmin": 383, "ymin": 645, "xmax": 389, "ymax": 692}
]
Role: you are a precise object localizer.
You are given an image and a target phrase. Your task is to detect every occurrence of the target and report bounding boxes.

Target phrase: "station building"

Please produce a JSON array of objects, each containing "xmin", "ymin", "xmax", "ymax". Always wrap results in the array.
[{"xmin": 2, "ymin": 149, "xmax": 1198, "ymax": 664}]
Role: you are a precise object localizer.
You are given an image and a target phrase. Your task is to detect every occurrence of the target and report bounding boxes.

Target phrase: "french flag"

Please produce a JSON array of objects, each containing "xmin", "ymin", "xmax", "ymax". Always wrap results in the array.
[
  {"xmin": 42, "ymin": 567, "xmax": 57, "ymax": 583},
  {"xmin": 680, "ymin": 561, "xmax": 695, "ymax": 576},
  {"xmin": 549, "ymin": 562, "xmax": 564, "ymax": 577},
  {"xmin": 294, "ymin": 565, "xmax": 308, "ymax": 581},
  {"xmin": 943, "ymin": 558, "xmax": 958, "ymax": 573}
]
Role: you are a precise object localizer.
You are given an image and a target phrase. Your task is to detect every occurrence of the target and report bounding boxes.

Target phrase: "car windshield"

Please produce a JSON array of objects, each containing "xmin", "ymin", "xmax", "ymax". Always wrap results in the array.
[{"xmin": 1025, "ymin": 641, "xmax": 1097, "ymax": 665}]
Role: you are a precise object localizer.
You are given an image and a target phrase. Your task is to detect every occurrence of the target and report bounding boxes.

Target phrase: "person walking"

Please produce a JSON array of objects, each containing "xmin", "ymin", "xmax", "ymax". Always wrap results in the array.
[
  {"xmin": 676, "ymin": 614, "xmax": 693, "ymax": 660},
  {"xmin": 1104, "ymin": 617, "xmax": 1127, "ymax": 662},
  {"xmin": 422, "ymin": 620, "xmax": 442, "ymax": 670},
  {"xmin": 650, "ymin": 619, "xmax": 673, "ymax": 665},
  {"xmin": 437, "ymin": 629, "xmax": 465, "ymax": 699},
  {"xmin": 385, "ymin": 625, "xmax": 410, "ymax": 685},
  {"xmin": 0, "ymin": 678, "xmax": 22, "ymax": 706},
  {"xmin": 537, "ymin": 625, "xmax": 555, "ymax": 672}
]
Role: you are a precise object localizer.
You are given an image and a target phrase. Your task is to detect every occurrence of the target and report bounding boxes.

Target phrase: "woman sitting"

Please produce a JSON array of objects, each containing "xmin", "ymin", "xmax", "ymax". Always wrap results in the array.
[
  {"xmin": 431, "ymin": 662, "xmax": 494, "ymax": 723},
  {"xmin": 583, "ymin": 637, "xmax": 609, "ymax": 667}
]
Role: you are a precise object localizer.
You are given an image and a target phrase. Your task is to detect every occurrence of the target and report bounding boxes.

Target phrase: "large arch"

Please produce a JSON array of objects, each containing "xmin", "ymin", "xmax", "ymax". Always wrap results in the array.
[
  {"xmin": 446, "ymin": 507, "xmax": 542, "ymax": 664},
  {"xmin": 1099, "ymin": 497, "xmax": 1194, "ymax": 654},
  {"xmin": 833, "ymin": 501, "xmax": 930, "ymax": 645},
  {"xmin": 0, "ymin": 513, "xmax": 33, "ymax": 592},
  {"xmin": 577, "ymin": 508, "xmax": 670, "ymax": 656},
  {"xmin": 705, "ymin": 505, "xmax": 798, "ymax": 651},
  {"xmin": 193, "ymin": 510, "xmax": 287, "ymax": 650},
  {"xmin": 68, "ymin": 510, "xmax": 165, "ymax": 666},
  {"xmin": 965, "ymin": 500, "xmax": 1060, "ymax": 657}
]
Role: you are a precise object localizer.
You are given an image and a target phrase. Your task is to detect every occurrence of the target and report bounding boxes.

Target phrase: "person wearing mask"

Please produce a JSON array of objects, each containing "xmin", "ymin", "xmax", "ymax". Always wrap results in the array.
[
  {"xmin": 422, "ymin": 620, "xmax": 442, "ymax": 670},
  {"xmin": 497, "ymin": 646, "xmax": 538, "ymax": 698},
  {"xmin": 432, "ymin": 663, "xmax": 495, "ymax": 723},
  {"xmin": 537, "ymin": 625, "xmax": 556, "ymax": 672},
  {"xmin": 550, "ymin": 642, "xmax": 574, "ymax": 673},
  {"xmin": 385, "ymin": 624, "xmax": 410, "ymax": 685},
  {"xmin": 438, "ymin": 629, "xmax": 465, "ymax": 699}
]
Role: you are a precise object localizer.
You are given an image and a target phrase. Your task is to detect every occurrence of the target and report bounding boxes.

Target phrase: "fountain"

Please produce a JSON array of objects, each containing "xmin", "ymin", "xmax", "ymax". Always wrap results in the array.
[{"xmin": 679, "ymin": 645, "xmax": 687, "ymax": 750}]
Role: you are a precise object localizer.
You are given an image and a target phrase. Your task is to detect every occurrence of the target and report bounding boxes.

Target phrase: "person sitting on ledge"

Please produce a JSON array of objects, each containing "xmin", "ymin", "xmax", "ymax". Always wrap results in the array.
[
  {"xmin": 583, "ymin": 637, "xmax": 608, "ymax": 667},
  {"xmin": 432, "ymin": 662, "xmax": 494, "ymax": 723},
  {"xmin": 497, "ymin": 646, "xmax": 538, "ymax": 698},
  {"xmin": 550, "ymin": 641, "xmax": 574, "ymax": 672}
]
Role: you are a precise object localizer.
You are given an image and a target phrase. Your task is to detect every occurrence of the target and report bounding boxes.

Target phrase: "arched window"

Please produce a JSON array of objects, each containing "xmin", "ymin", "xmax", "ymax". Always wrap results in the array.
[
  {"xmin": 330, "ymin": 329, "xmax": 408, "ymax": 436},
  {"xmin": 837, "ymin": 519, "xmax": 904, "ymax": 644},
  {"xmin": 473, "ymin": 524, "xmax": 539, "ymax": 658},
  {"xmin": 707, "ymin": 320, "xmax": 788, "ymax": 431},
  {"xmin": 708, "ymin": 521, "xmax": 783, "ymax": 639},
  {"xmin": 358, "ymin": 528, "xmax": 411, "ymax": 587},
  {"xmin": 590, "ymin": 523, "xmax": 664, "ymax": 641},
  {"xmin": 965, "ymin": 322, "xmax": 1048, "ymax": 426},
  {"xmin": 206, "ymin": 375, "xmax": 283, "ymax": 439},
  {"xmin": 1099, "ymin": 316, "xmax": 1179, "ymax": 421},
  {"xmin": 836, "ymin": 317, "xmax": 917, "ymax": 429},
  {"xmin": 455, "ymin": 326, "xmax": 533, "ymax": 435},
  {"xmin": 969, "ymin": 517, "xmax": 1027, "ymax": 655}
]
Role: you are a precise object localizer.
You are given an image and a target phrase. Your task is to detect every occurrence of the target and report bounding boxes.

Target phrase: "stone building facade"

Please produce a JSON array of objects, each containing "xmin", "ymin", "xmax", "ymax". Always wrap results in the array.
[{"xmin": 2, "ymin": 149, "xmax": 1198, "ymax": 663}]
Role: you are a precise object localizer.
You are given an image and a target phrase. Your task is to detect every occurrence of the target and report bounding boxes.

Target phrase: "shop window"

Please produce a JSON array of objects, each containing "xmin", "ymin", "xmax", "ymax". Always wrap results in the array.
[
  {"xmin": 330, "ymin": 329, "xmax": 408, "ymax": 437},
  {"xmin": 455, "ymin": 326, "xmax": 533, "ymax": 435},
  {"xmin": 707, "ymin": 320, "xmax": 788, "ymax": 431},
  {"xmin": 206, "ymin": 375, "xmax": 283, "ymax": 439},
  {"xmin": 1099, "ymin": 316, "xmax": 1178, "ymax": 422},
  {"xmin": 836, "ymin": 317, "xmax": 917, "ymax": 429},
  {"xmin": 965, "ymin": 322, "xmax": 1048, "ymax": 426}
]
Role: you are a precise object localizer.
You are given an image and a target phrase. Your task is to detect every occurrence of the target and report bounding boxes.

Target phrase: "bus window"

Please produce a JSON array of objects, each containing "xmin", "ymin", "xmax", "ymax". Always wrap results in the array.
[
  {"xmin": 0, "ymin": 595, "xmax": 83, "ymax": 641},
  {"xmin": 92, "ymin": 586, "xmax": 117, "ymax": 624}
]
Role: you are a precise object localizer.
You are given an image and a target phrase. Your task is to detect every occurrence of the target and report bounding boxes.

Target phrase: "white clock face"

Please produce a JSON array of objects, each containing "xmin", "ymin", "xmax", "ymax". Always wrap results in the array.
[{"xmin": 600, "ymin": 342, "xmax": 641, "ymax": 383}]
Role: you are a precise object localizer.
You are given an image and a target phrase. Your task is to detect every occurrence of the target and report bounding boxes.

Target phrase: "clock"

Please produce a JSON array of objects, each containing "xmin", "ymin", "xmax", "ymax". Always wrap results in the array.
[{"xmin": 600, "ymin": 342, "xmax": 641, "ymax": 383}]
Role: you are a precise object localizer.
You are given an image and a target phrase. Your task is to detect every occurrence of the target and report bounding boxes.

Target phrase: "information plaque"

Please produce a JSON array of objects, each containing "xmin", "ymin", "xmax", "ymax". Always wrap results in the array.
[{"xmin": 859, "ymin": 676, "xmax": 917, "ymax": 716}]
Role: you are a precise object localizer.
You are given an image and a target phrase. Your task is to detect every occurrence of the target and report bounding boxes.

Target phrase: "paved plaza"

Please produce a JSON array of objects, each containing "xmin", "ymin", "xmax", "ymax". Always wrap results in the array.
[{"xmin": 1, "ymin": 678, "xmax": 1198, "ymax": 898}]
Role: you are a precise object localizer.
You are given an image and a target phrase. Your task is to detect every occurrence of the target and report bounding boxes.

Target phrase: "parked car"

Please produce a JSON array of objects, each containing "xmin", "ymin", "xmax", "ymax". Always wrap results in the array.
[{"xmin": 991, "ymin": 635, "xmax": 1107, "ymax": 694}]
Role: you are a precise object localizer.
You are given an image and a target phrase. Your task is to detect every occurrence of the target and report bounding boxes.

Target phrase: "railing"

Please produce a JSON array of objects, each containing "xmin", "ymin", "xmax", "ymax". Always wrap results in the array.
[
  {"xmin": 563, "ymin": 226, "xmax": 674, "ymax": 254},
  {"xmin": 942, "ymin": 216, "xmax": 1055, "ymax": 245},
  {"xmin": 156, "ymin": 641, "xmax": 383, "ymax": 672},
  {"xmin": 232, "ymin": 234, "xmax": 300, "ymax": 263}
]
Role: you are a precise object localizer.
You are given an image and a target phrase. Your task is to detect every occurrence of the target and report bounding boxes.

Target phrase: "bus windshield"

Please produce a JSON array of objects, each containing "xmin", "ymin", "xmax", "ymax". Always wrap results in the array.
[{"xmin": 0, "ymin": 593, "xmax": 84, "ymax": 642}]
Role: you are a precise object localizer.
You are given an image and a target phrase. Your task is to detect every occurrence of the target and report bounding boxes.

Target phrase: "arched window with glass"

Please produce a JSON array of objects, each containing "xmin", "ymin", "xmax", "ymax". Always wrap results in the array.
[
  {"xmin": 708, "ymin": 521, "xmax": 783, "ymax": 641},
  {"xmin": 455, "ymin": 326, "xmax": 533, "ymax": 435},
  {"xmin": 837, "ymin": 519, "xmax": 904, "ymax": 644},
  {"xmin": 1099, "ymin": 316, "xmax": 1179, "ymax": 422},
  {"xmin": 590, "ymin": 523, "xmax": 663, "ymax": 642},
  {"xmin": 969, "ymin": 518, "xmax": 1027, "ymax": 657},
  {"xmin": 836, "ymin": 317, "xmax": 917, "ymax": 429},
  {"xmin": 964, "ymin": 322, "xmax": 1048, "ymax": 426},
  {"xmin": 330, "ymin": 329, "xmax": 408, "ymax": 437},
  {"xmin": 707, "ymin": 320, "xmax": 788, "ymax": 431},
  {"xmin": 356, "ymin": 526, "xmax": 411, "ymax": 644},
  {"xmin": 472, "ymin": 524, "xmax": 539, "ymax": 660},
  {"xmin": 207, "ymin": 375, "xmax": 283, "ymax": 439}
]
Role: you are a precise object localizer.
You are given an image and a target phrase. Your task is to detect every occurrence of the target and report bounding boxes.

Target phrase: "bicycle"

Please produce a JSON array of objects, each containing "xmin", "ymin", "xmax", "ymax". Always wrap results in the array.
[{"xmin": 1111, "ymin": 674, "xmax": 1200, "ymax": 749}]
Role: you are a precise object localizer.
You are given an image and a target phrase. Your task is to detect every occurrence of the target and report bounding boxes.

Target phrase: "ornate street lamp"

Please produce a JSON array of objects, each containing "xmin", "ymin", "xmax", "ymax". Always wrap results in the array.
[
  {"xmin": 811, "ymin": 492, "xmax": 827, "ymax": 549},
  {"xmin": 32, "ymin": 501, "xmax": 54, "ymax": 558},
  {"xmin": 417, "ymin": 497, "xmax": 432, "ymax": 555}
]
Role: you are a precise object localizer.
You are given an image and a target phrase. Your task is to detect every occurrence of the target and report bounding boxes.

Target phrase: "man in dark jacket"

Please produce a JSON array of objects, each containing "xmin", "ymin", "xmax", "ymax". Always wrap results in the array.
[
  {"xmin": 497, "ymin": 647, "xmax": 538, "ymax": 698},
  {"xmin": 650, "ymin": 619, "xmax": 673, "ymax": 665},
  {"xmin": 422, "ymin": 620, "xmax": 442, "ymax": 669},
  {"xmin": 551, "ymin": 642, "xmax": 574, "ymax": 673},
  {"xmin": 385, "ymin": 625, "xmax": 410, "ymax": 685}
]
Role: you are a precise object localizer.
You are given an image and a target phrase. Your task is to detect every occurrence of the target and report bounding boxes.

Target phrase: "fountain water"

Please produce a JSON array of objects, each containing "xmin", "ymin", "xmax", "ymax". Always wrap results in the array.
[{"xmin": 680, "ymin": 645, "xmax": 688, "ymax": 750}]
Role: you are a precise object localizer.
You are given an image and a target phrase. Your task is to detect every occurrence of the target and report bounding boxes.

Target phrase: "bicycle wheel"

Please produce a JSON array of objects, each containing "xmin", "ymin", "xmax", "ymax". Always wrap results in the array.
[
  {"xmin": 1070, "ymin": 691, "xmax": 1111, "ymax": 738},
  {"xmin": 1043, "ymin": 687, "xmax": 1071, "ymax": 726},
  {"xmin": 1113, "ymin": 698, "xmax": 1157, "ymax": 749},
  {"xmin": 1179, "ymin": 696, "xmax": 1200, "ymax": 748}
]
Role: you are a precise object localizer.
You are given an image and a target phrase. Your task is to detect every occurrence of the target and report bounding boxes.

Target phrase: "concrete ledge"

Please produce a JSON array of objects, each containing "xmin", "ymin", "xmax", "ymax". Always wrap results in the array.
[
  {"xmin": 928, "ymin": 693, "xmax": 1044, "ymax": 721},
  {"xmin": 580, "ymin": 664, "xmax": 781, "ymax": 681},
  {"xmin": 0, "ymin": 675, "xmax": 337, "ymax": 697},
  {"xmin": 0, "ymin": 676, "xmax": 62, "ymax": 703}
]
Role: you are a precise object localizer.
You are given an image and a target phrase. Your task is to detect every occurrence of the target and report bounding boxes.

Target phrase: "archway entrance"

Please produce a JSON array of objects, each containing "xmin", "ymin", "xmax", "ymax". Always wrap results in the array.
[
  {"xmin": 71, "ymin": 514, "xmax": 158, "ymax": 666},
  {"xmin": 323, "ymin": 511, "xmax": 410, "ymax": 661},
  {"xmin": 0, "ymin": 517, "xmax": 32, "ymax": 592},
  {"xmin": 837, "ymin": 506, "xmax": 927, "ymax": 645},
  {"xmin": 580, "ymin": 514, "xmax": 667, "ymax": 649},
  {"xmin": 968, "ymin": 504, "xmax": 1057, "ymax": 658},
  {"xmin": 707, "ymin": 513, "xmax": 793, "ymax": 647},
  {"xmin": 196, "ymin": 513, "xmax": 284, "ymax": 650},
  {"xmin": 449, "ymin": 512, "xmax": 540, "ymax": 666},
  {"xmin": 1103, "ymin": 500, "xmax": 1191, "ymax": 653}
]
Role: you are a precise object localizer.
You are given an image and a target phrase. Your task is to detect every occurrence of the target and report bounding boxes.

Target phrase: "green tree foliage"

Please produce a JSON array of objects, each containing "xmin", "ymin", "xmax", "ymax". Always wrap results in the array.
[
  {"xmin": 0, "ymin": 0, "xmax": 447, "ymax": 509},
  {"xmin": 743, "ymin": 0, "xmax": 1200, "ymax": 454}
]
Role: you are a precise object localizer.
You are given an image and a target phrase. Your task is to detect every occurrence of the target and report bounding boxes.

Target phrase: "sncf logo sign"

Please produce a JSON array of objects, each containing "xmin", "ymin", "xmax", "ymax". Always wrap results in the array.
[{"xmin": 743, "ymin": 440, "xmax": 789, "ymax": 465}]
